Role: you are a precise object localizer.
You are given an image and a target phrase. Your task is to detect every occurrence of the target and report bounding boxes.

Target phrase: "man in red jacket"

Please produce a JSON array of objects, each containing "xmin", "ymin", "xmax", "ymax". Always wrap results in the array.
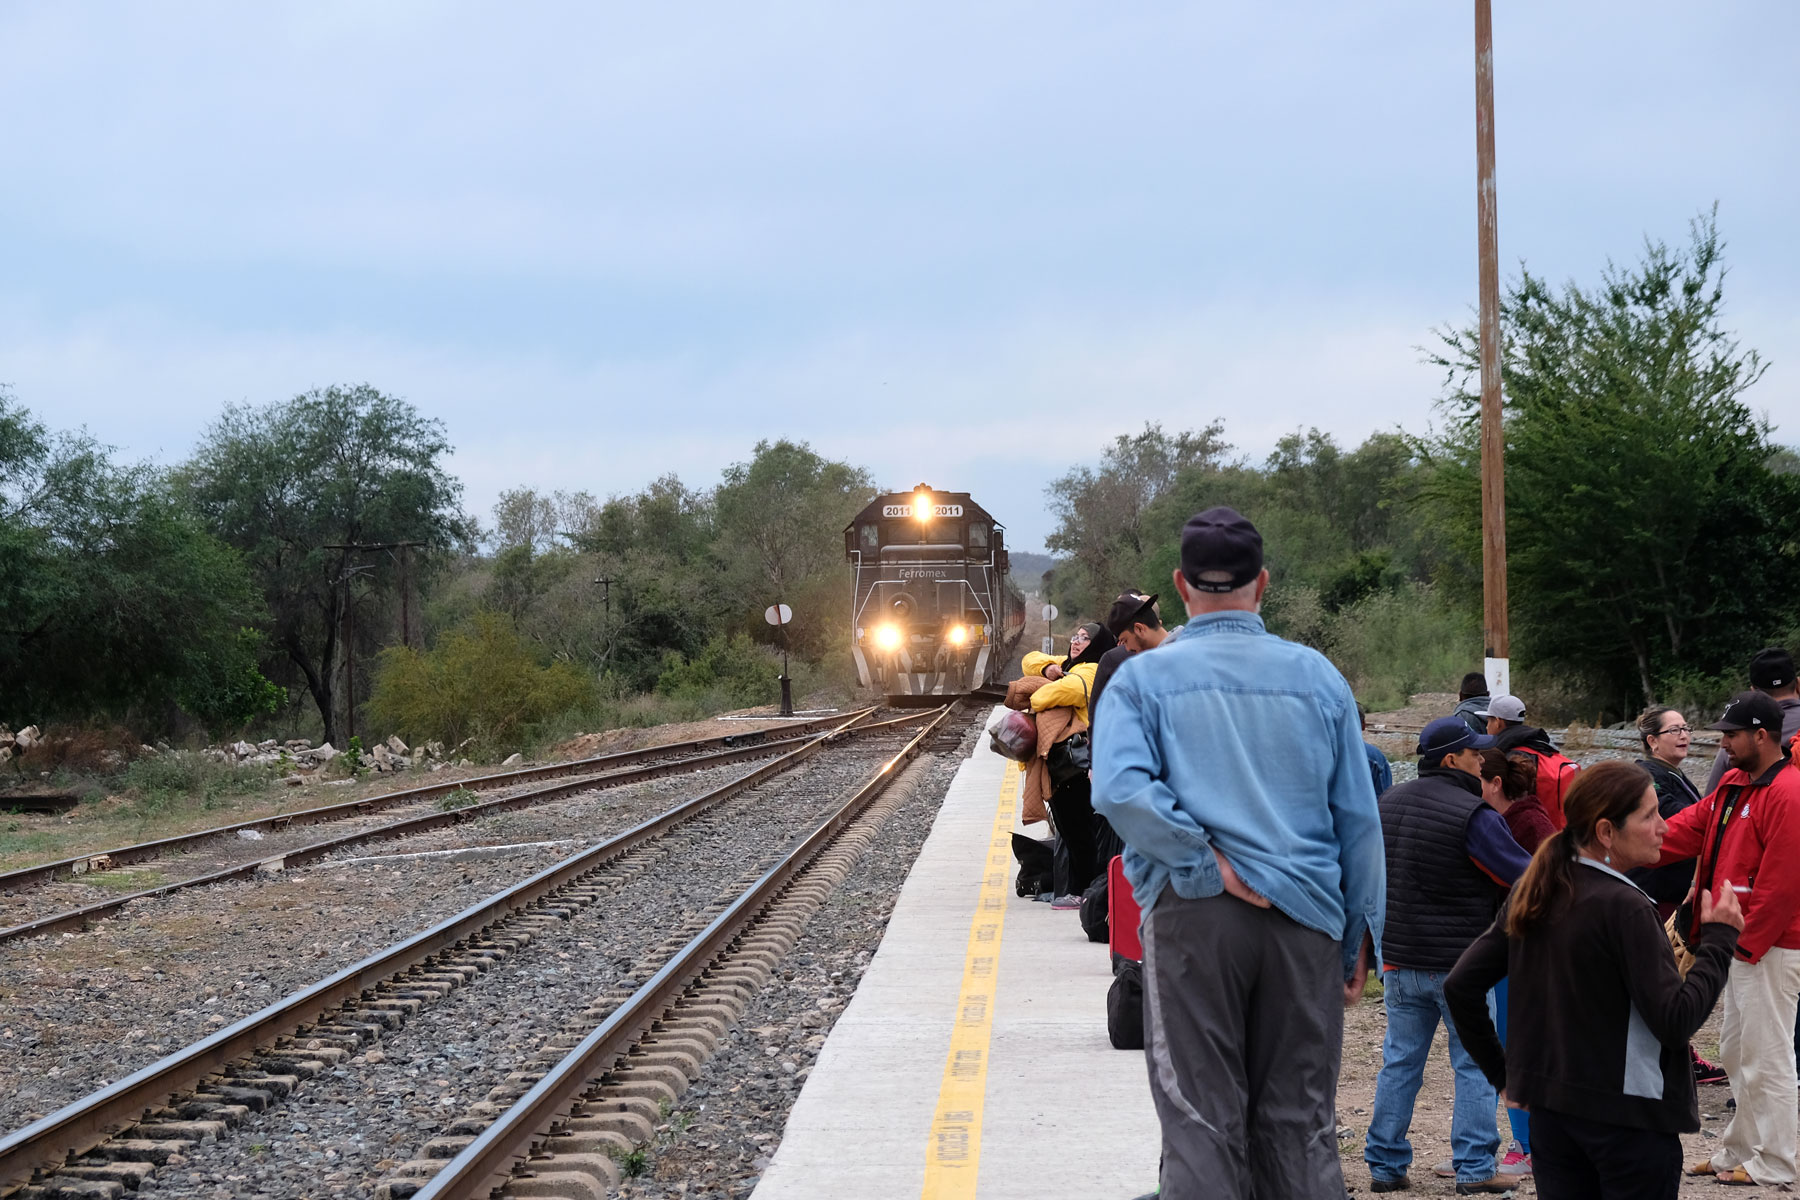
[{"xmin": 1657, "ymin": 691, "xmax": 1800, "ymax": 1186}]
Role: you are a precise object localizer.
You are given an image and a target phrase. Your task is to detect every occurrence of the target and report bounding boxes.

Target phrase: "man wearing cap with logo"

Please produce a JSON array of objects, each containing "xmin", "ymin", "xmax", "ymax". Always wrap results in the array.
[
  {"xmin": 1658, "ymin": 691, "xmax": 1800, "ymax": 1187},
  {"xmin": 1704, "ymin": 648, "xmax": 1800, "ymax": 794},
  {"xmin": 1093, "ymin": 507, "xmax": 1385, "ymax": 1200},
  {"xmin": 1364, "ymin": 717, "xmax": 1533, "ymax": 1193}
]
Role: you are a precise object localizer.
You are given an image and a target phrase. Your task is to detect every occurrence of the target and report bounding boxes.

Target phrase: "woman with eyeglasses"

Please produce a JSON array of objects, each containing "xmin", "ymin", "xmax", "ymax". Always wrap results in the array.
[
  {"xmin": 1631, "ymin": 707, "xmax": 1703, "ymax": 913},
  {"xmin": 1629, "ymin": 705, "xmax": 1728, "ymax": 1088}
]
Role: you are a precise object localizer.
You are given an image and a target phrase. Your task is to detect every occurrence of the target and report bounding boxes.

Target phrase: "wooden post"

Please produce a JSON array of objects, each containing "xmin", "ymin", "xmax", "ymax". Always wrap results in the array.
[{"xmin": 1476, "ymin": 0, "xmax": 1509, "ymax": 698}]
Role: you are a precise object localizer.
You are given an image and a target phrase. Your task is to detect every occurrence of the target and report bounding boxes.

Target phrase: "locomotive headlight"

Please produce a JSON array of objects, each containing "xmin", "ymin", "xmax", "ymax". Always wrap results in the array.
[
  {"xmin": 912, "ymin": 493, "xmax": 931, "ymax": 521},
  {"xmin": 947, "ymin": 624, "xmax": 968, "ymax": 646},
  {"xmin": 874, "ymin": 623, "xmax": 903, "ymax": 651}
]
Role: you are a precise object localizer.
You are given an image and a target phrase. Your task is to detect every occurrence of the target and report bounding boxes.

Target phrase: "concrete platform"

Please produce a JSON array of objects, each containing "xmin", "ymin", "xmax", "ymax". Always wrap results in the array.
[{"xmin": 754, "ymin": 707, "xmax": 1159, "ymax": 1200}]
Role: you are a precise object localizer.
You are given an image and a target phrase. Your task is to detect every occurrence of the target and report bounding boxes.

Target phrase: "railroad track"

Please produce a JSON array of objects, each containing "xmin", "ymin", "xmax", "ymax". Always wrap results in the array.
[
  {"xmin": 0, "ymin": 711, "xmax": 869, "ymax": 895},
  {"xmin": 0, "ymin": 710, "xmax": 936, "ymax": 947},
  {"xmin": 0, "ymin": 703, "xmax": 967, "ymax": 1196}
]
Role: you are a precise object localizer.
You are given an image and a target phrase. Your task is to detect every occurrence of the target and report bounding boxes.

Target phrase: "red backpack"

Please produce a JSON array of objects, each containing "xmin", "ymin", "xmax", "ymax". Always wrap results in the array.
[{"xmin": 1512, "ymin": 747, "xmax": 1581, "ymax": 829}]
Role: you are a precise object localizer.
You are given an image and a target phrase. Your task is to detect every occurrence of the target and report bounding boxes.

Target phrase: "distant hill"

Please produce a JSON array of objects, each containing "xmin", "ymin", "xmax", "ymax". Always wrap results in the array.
[{"xmin": 1008, "ymin": 551, "xmax": 1056, "ymax": 594}]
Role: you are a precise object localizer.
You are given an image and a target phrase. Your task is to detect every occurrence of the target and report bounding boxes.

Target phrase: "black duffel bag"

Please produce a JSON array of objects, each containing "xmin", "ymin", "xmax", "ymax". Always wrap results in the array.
[
  {"xmin": 1079, "ymin": 873, "xmax": 1109, "ymax": 944},
  {"xmin": 1107, "ymin": 953, "xmax": 1145, "ymax": 1050}
]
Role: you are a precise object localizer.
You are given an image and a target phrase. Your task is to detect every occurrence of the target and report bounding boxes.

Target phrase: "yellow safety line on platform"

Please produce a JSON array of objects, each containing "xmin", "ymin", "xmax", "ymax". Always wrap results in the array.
[{"xmin": 921, "ymin": 764, "xmax": 1017, "ymax": 1198}]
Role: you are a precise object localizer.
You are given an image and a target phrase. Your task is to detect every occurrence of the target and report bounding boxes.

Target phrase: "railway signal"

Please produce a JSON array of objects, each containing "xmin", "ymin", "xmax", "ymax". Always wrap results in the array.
[{"xmin": 765, "ymin": 602, "xmax": 796, "ymax": 716}]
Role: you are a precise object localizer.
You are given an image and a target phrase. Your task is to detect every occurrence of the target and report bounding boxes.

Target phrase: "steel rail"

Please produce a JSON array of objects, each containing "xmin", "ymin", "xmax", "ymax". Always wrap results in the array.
[
  {"xmin": 0, "ymin": 711, "xmax": 871, "ymax": 894},
  {"xmin": 0, "ymin": 710, "xmax": 937, "ymax": 947},
  {"xmin": 412, "ymin": 702, "xmax": 963, "ymax": 1200},
  {"xmin": 0, "ymin": 707, "xmax": 938, "ymax": 1193}
]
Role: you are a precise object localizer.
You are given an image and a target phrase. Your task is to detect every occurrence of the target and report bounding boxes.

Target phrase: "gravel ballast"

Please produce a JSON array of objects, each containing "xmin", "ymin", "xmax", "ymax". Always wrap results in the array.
[
  {"xmin": 37, "ymin": 729, "xmax": 931, "ymax": 1198},
  {"xmin": 614, "ymin": 730, "xmax": 973, "ymax": 1199},
  {"xmin": 0, "ymin": 742, "xmax": 888, "ymax": 1132}
]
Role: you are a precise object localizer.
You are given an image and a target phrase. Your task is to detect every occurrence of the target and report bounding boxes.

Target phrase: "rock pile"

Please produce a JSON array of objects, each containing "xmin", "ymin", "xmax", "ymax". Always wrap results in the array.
[
  {"xmin": 208, "ymin": 735, "xmax": 456, "ymax": 775},
  {"xmin": 0, "ymin": 722, "xmax": 468, "ymax": 779},
  {"xmin": 0, "ymin": 724, "xmax": 40, "ymax": 764}
]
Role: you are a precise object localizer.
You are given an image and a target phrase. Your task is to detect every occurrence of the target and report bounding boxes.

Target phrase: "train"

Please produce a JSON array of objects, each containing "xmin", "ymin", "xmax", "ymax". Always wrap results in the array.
[{"xmin": 843, "ymin": 484, "xmax": 1025, "ymax": 699}]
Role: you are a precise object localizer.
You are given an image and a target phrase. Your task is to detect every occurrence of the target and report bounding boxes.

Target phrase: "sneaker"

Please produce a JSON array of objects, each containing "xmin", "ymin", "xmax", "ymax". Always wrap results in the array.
[
  {"xmin": 1369, "ymin": 1177, "xmax": 1411, "ymax": 1193},
  {"xmin": 1050, "ymin": 894, "xmax": 1083, "ymax": 909},
  {"xmin": 1454, "ymin": 1173, "xmax": 1525, "ymax": 1194},
  {"xmin": 1499, "ymin": 1149, "xmax": 1532, "ymax": 1174},
  {"xmin": 1694, "ymin": 1056, "xmax": 1730, "ymax": 1086},
  {"xmin": 1432, "ymin": 1160, "xmax": 1456, "ymax": 1179}
]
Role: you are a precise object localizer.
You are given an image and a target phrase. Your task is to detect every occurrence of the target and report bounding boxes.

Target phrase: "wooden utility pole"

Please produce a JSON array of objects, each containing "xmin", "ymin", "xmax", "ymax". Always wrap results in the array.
[
  {"xmin": 1475, "ymin": 0, "xmax": 1510, "ymax": 697},
  {"xmin": 325, "ymin": 540, "xmax": 426, "ymax": 742}
]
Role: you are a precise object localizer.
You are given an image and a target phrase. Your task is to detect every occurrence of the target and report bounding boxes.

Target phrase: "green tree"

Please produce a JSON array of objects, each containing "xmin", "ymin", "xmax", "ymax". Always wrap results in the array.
[
  {"xmin": 711, "ymin": 440, "xmax": 874, "ymax": 659},
  {"xmin": 1421, "ymin": 211, "xmax": 1800, "ymax": 706},
  {"xmin": 0, "ymin": 393, "xmax": 274, "ymax": 726},
  {"xmin": 179, "ymin": 384, "xmax": 471, "ymax": 744},
  {"xmin": 1045, "ymin": 422, "xmax": 1232, "ymax": 617}
]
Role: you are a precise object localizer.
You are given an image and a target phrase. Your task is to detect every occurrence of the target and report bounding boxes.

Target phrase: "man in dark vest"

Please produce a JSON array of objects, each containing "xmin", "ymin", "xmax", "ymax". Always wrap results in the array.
[{"xmin": 1364, "ymin": 717, "xmax": 1533, "ymax": 1194}]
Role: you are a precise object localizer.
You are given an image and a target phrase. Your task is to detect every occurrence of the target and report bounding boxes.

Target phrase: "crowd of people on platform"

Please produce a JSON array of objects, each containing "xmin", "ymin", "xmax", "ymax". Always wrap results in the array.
[{"xmin": 1002, "ymin": 503, "xmax": 1800, "ymax": 1200}]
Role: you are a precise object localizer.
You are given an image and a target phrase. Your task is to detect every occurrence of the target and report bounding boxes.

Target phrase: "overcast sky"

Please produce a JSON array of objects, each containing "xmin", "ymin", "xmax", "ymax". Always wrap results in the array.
[{"xmin": 3, "ymin": 2, "xmax": 1795, "ymax": 551}]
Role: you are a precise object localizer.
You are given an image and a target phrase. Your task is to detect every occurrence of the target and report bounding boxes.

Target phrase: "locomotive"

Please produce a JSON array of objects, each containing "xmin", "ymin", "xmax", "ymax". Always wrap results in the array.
[{"xmin": 844, "ymin": 485, "xmax": 1024, "ymax": 699}]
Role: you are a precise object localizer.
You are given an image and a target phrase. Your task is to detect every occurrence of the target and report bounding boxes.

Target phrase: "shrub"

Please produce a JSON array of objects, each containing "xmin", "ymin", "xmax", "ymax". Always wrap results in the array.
[
  {"xmin": 1324, "ymin": 584, "xmax": 1476, "ymax": 713},
  {"xmin": 655, "ymin": 633, "xmax": 781, "ymax": 710},
  {"xmin": 368, "ymin": 612, "xmax": 597, "ymax": 758}
]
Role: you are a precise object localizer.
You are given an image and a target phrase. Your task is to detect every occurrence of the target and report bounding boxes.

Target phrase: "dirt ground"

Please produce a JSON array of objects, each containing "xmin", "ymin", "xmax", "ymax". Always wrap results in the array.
[{"xmin": 1338, "ymin": 991, "xmax": 1742, "ymax": 1194}]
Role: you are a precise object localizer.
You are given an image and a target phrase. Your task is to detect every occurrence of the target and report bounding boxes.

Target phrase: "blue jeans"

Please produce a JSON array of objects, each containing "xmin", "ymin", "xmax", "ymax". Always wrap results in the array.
[
  {"xmin": 1495, "ymin": 977, "xmax": 1530, "ymax": 1155},
  {"xmin": 1364, "ymin": 967, "xmax": 1500, "ymax": 1184}
]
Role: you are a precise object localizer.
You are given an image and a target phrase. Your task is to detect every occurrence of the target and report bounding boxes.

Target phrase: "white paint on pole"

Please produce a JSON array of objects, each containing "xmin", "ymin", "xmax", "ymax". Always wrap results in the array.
[
  {"xmin": 1042, "ymin": 636, "xmax": 1054, "ymax": 655},
  {"xmin": 1485, "ymin": 657, "xmax": 1510, "ymax": 699},
  {"xmin": 764, "ymin": 604, "xmax": 793, "ymax": 626}
]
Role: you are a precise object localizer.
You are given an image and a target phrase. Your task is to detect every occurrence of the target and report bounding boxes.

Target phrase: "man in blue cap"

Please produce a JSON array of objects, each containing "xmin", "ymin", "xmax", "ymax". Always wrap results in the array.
[
  {"xmin": 1093, "ymin": 506, "xmax": 1386, "ymax": 1199},
  {"xmin": 1364, "ymin": 716, "xmax": 1534, "ymax": 1193}
]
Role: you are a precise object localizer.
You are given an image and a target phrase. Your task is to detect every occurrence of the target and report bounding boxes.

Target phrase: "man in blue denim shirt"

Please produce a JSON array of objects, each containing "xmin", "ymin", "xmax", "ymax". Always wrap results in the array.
[{"xmin": 1093, "ymin": 507, "xmax": 1385, "ymax": 1200}]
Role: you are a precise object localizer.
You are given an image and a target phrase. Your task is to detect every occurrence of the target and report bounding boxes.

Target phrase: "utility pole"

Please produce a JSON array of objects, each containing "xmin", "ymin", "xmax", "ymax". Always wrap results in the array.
[
  {"xmin": 594, "ymin": 576, "xmax": 612, "ymax": 623},
  {"xmin": 1475, "ymin": 0, "xmax": 1510, "ymax": 698},
  {"xmin": 325, "ymin": 540, "xmax": 426, "ymax": 741}
]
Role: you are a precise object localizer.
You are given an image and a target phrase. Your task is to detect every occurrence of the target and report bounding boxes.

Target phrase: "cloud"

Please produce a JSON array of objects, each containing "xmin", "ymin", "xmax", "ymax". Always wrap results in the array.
[
  {"xmin": 1, "ymin": 0, "xmax": 1795, "ymax": 560},
  {"xmin": 1, "ymin": 295, "xmax": 1454, "ymax": 550}
]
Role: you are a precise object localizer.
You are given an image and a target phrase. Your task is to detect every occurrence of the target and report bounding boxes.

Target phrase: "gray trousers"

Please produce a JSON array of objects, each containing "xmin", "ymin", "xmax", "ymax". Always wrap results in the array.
[{"xmin": 1143, "ymin": 888, "xmax": 1346, "ymax": 1200}]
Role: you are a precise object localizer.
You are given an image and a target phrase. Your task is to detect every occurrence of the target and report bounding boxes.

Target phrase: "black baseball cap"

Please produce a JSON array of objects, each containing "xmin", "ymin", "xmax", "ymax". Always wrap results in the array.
[
  {"xmin": 1750, "ymin": 647, "xmax": 1796, "ymax": 691},
  {"xmin": 1180, "ymin": 507, "xmax": 1264, "ymax": 593},
  {"xmin": 1710, "ymin": 691, "xmax": 1785, "ymax": 735},
  {"xmin": 1104, "ymin": 592, "xmax": 1159, "ymax": 636}
]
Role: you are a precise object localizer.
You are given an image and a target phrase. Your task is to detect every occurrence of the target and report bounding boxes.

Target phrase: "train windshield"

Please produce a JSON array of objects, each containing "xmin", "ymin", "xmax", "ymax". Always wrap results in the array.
[
  {"xmin": 969, "ymin": 523, "xmax": 989, "ymax": 549},
  {"xmin": 859, "ymin": 523, "xmax": 880, "ymax": 551}
]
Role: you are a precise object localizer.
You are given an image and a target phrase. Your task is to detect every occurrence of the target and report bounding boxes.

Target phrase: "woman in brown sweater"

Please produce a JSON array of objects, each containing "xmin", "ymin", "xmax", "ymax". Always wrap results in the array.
[{"xmin": 1445, "ymin": 760, "xmax": 1743, "ymax": 1199}]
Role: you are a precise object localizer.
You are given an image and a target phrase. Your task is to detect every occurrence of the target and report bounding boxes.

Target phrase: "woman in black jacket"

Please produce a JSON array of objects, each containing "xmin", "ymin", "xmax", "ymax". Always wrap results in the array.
[
  {"xmin": 1632, "ymin": 705, "xmax": 1704, "ymax": 911},
  {"xmin": 1628, "ymin": 705, "xmax": 1730, "ymax": 1088},
  {"xmin": 1444, "ymin": 760, "xmax": 1743, "ymax": 1200}
]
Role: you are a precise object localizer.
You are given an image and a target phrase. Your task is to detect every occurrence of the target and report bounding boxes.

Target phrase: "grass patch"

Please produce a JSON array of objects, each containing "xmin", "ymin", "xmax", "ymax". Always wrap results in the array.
[
  {"xmin": 80, "ymin": 868, "xmax": 168, "ymax": 892},
  {"xmin": 119, "ymin": 752, "xmax": 283, "ymax": 819},
  {"xmin": 434, "ymin": 787, "xmax": 481, "ymax": 812}
]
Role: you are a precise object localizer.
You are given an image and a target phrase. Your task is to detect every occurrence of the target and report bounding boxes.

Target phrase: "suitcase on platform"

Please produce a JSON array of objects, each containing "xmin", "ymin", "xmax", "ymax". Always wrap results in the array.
[{"xmin": 1106, "ymin": 854, "xmax": 1142, "ymax": 962}]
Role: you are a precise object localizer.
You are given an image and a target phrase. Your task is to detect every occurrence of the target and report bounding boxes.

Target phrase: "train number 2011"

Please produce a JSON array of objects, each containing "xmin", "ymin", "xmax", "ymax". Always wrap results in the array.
[{"xmin": 883, "ymin": 504, "xmax": 964, "ymax": 518}]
